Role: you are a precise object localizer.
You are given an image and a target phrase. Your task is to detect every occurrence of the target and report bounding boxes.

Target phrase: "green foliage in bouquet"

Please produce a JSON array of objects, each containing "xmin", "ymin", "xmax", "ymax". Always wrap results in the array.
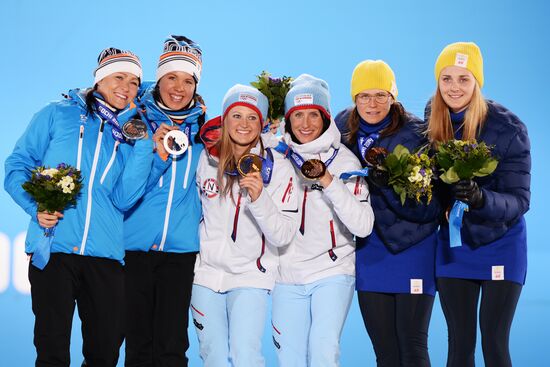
[
  {"xmin": 368, "ymin": 145, "xmax": 435, "ymax": 205},
  {"xmin": 22, "ymin": 163, "xmax": 83, "ymax": 212},
  {"xmin": 250, "ymin": 71, "xmax": 293, "ymax": 121},
  {"xmin": 435, "ymin": 139, "xmax": 498, "ymax": 184}
]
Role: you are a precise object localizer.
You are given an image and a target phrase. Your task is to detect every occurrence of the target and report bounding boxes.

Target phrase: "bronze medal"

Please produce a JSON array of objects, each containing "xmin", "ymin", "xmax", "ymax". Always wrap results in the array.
[
  {"xmin": 364, "ymin": 147, "xmax": 389, "ymax": 167},
  {"xmin": 300, "ymin": 159, "xmax": 326, "ymax": 180},
  {"xmin": 121, "ymin": 119, "xmax": 147, "ymax": 140}
]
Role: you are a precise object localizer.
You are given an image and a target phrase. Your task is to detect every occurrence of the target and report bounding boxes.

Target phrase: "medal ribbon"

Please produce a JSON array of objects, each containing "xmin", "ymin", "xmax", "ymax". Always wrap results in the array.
[
  {"xmin": 273, "ymin": 141, "xmax": 339, "ymax": 171},
  {"xmin": 95, "ymin": 100, "xmax": 126, "ymax": 143},
  {"xmin": 225, "ymin": 148, "xmax": 275, "ymax": 184}
]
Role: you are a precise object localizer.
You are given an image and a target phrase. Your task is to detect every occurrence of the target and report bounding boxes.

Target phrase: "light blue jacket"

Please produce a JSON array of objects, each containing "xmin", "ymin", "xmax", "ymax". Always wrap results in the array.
[
  {"xmin": 123, "ymin": 85, "xmax": 205, "ymax": 253},
  {"xmin": 4, "ymin": 88, "xmax": 154, "ymax": 262}
]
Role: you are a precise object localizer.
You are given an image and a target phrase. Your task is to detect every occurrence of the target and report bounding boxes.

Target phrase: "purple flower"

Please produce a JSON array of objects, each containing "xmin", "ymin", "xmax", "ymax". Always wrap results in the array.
[
  {"xmin": 420, "ymin": 168, "xmax": 426, "ymax": 176},
  {"xmin": 464, "ymin": 145, "xmax": 471, "ymax": 153},
  {"xmin": 269, "ymin": 77, "xmax": 282, "ymax": 85},
  {"xmin": 57, "ymin": 163, "xmax": 67, "ymax": 169}
]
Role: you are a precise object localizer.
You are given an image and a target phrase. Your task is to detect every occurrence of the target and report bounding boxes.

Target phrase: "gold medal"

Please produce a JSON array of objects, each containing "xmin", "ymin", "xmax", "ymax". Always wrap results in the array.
[{"xmin": 237, "ymin": 153, "xmax": 263, "ymax": 176}]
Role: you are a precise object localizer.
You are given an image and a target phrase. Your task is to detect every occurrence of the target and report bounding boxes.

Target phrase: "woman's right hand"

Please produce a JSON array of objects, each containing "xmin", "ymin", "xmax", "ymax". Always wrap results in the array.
[
  {"xmin": 37, "ymin": 211, "xmax": 63, "ymax": 228},
  {"xmin": 153, "ymin": 123, "xmax": 179, "ymax": 157},
  {"xmin": 268, "ymin": 118, "xmax": 281, "ymax": 134}
]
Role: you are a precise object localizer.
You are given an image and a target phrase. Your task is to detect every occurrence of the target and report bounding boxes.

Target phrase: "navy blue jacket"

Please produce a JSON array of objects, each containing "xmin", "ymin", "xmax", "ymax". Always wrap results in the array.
[
  {"xmin": 335, "ymin": 107, "xmax": 441, "ymax": 254},
  {"xmin": 433, "ymin": 100, "xmax": 531, "ymax": 248}
]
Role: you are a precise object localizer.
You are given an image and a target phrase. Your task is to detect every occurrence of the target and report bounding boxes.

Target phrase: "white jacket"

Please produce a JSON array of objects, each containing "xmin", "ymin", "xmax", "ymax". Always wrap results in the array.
[
  {"xmin": 278, "ymin": 120, "xmax": 374, "ymax": 284},
  {"xmin": 194, "ymin": 133, "xmax": 299, "ymax": 292}
]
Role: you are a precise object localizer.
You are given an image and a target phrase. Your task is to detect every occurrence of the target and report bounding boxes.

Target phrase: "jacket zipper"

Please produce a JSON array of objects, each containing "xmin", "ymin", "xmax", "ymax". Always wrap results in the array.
[
  {"xmin": 183, "ymin": 145, "xmax": 192, "ymax": 189},
  {"xmin": 230, "ymin": 192, "xmax": 243, "ymax": 242},
  {"xmin": 159, "ymin": 156, "xmax": 177, "ymax": 251},
  {"xmin": 328, "ymin": 219, "xmax": 338, "ymax": 261},
  {"xmin": 299, "ymin": 187, "xmax": 308, "ymax": 235},
  {"xmin": 76, "ymin": 125, "xmax": 84, "ymax": 170},
  {"xmin": 100, "ymin": 141, "xmax": 120, "ymax": 184},
  {"xmin": 80, "ymin": 120, "xmax": 104, "ymax": 255}
]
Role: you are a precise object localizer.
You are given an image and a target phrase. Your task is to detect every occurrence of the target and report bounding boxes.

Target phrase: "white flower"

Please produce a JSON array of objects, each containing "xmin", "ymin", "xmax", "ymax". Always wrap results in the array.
[
  {"xmin": 57, "ymin": 176, "xmax": 75, "ymax": 194},
  {"xmin": 408, "ymin": 166, "xmax": 423, "ymax": 183},
  {"xmin": 41, "ymin": 168, "xmax": 59, "ymax": 177}
]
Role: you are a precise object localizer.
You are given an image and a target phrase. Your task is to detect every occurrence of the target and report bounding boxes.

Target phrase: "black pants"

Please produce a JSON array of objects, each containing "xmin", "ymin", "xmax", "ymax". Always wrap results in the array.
[
  {"xmin": 124, "ymin": 250, "xmax": 197, "ymax": 367},
  {"xmin": 357, "ymin": 291, "xmax": 435, "ymax": 367},
  {"xmin": 28, "ymin": 253, "xmax": 124, "ymax": 367},
  {"xmin": 437, "ymin": 277, "xmax": 522, "ymax": 367}
]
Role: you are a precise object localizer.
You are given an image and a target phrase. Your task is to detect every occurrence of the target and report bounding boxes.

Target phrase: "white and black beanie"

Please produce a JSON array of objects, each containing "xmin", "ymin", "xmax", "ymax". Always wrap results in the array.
[
  {"xmin": 93, "ymin": 47, "xmax": 142, "ymax": 85},
  {"xmin": 157, "ymin": 35, "xmax": 203, "ymax": 83}
]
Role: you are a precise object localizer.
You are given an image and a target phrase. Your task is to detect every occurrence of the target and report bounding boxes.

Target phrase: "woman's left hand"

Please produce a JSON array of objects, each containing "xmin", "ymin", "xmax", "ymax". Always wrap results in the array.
[{"xmin": 239, "ymin": 171, "xmax": 264, "ymax": 202}]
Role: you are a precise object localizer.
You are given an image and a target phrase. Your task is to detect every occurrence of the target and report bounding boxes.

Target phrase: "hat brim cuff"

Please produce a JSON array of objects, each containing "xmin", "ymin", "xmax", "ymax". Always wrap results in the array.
[
  {"xmin": 223, "ymin": 102, "xmax": 265, "ymax": 126},
  {"xmin": 284, "ymin": 105, "xmax": 331, "ymax": 121},
  {"xmin": 94, "ymin": 62, "xmax": 142, "ymax": 84},
  {"xmin": 157, "ymin": 60, "xmax": 201, "ymax": 83}
]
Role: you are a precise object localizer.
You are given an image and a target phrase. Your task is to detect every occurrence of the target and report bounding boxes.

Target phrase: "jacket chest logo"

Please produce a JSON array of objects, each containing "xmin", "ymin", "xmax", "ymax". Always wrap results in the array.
[{"xmin": 201, "ymin": 178, "xmax": 219, "ymax": 198}]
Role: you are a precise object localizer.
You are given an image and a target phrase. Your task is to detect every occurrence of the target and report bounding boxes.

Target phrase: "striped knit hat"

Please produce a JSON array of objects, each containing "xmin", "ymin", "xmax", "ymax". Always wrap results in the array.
[
  {"xmin": 93, "ymin": 48, "xmax": 142, "ymax": 85},
  {"xmin": 157, "ymin": 35, "xmax": 203, "ymax": 83}
]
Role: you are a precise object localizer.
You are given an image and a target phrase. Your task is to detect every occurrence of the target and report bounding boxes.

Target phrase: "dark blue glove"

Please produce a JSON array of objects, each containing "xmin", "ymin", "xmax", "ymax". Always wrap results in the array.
[{"xmin": 368, "ymin": 167, "xmax": 389, "ymax": 188}]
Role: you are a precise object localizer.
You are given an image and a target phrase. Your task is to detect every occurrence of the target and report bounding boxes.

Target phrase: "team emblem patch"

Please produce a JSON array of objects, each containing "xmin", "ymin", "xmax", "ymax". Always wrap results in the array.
[{"xmin": 202, "ymin": 178, "xmax": 219, "ymax": 198}]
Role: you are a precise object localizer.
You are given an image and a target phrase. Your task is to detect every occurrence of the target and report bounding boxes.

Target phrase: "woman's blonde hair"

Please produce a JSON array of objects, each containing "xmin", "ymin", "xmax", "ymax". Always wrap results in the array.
[
  {"xmin": 216, "ymin": 119, "xmax": 263, "ymax": 198},
  {"xmin": 427, "ymin": 82, "xmax": 488, "ymax": 146}
]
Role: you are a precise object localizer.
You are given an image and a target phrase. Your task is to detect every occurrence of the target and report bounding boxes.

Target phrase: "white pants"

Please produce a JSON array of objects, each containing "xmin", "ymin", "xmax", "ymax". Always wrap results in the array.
[
  {"xmin": 271, "ymin": 275, "xmax": 355, "ymax": 367},
  {"xmin": 190, "ymin": 284, "xmax": 269, "ymax": 367}
]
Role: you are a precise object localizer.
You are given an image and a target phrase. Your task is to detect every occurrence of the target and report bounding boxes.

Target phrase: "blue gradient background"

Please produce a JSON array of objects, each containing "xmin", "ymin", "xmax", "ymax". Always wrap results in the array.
[{"xmin": 1, "ymin": 0, "xmax": 549, "ymax": 365}]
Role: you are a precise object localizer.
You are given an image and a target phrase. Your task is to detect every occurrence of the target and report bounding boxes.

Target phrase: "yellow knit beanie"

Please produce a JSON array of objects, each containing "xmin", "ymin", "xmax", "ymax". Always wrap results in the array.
[
  {"xmin": 434, "ymin": 42, "xmax": 484, "ymax": 87},
  {"xmin": 350, "ymin": 60, "xmax": 398, "ymax": 102}
]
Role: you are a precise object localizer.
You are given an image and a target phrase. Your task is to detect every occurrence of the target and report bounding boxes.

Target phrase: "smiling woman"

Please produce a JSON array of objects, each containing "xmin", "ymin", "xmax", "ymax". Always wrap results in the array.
[
  {"xmin": 426, "ymin": 41, "xmax": 531, "ymax": 367},
  {"xmin": 96, "ymin": 72, "xmax": 139, "ymax": 109},
  {"xmin": 122, "ymin": 35, "xmax": 207, "ymax": 367},
  {"xmin": 191, "ymin": 84, "xmax": 299, "ymax": 367},
  {"xmin": 3, "ymin": 46, "xmax": 153, "ymax": 366}
]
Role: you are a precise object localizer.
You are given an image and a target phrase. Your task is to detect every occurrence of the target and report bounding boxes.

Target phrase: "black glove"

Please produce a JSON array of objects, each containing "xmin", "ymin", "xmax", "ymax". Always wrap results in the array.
[
  {"xmin": 368, "ymin": 167, "xmax": 389, "ymax": 188},
  {"xmin": 452, "ymin": 179, "xmax": 484, "ymax": 209}
]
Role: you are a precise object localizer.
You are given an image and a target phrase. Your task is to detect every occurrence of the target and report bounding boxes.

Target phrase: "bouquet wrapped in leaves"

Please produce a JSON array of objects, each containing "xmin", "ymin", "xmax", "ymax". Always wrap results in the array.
[
  {"xmin": 367, "ymin": 145, "xmax": 435, "ymax": 205},
  {"xmin": 22, "ymin": 163, "xmax": 82, "ymax": 269},
  {"xmin": 250, "ymin": 71, "xmax": 293, "ymax": 133},
  {"xmin": 435, "ymin": 139, "xmax": 498, "ymax": 183},
  {"xmin": 434, "ymin": 139, "xmax": 498, "ymax": 247}
]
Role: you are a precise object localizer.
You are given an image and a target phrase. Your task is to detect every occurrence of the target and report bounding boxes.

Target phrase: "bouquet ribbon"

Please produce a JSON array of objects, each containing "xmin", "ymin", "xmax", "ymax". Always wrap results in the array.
[
  {"xmin": 225, "ymin": 148, "xmax": 275, "ymax": 184},
  {"xmin": 340, "ymin": 167, "xmax": 369, "ymax": 180},
  {"xmin": 32, "ymin": 225, "xmax": 56, "ymax": 270},
  {"xmin": 449, "ymin": 200, "xmax": 469, "ymax": 247},
  {"xmin": 273, "ymin": 141, "xmax": 338, "ymax": 171}
]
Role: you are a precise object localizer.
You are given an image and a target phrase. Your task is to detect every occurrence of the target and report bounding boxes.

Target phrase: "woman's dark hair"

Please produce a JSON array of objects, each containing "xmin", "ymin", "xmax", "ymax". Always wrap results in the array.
[
  {"xmin": 84, "ymin": 86, "xmax": 99, "ymax": 116},
  {"xmin": 344, "ymin": 102, "xmax": 409, "ymax": 145},
  {"xmin": 286, "ymin": 109, "xmax": 331, "ymax": 144}
]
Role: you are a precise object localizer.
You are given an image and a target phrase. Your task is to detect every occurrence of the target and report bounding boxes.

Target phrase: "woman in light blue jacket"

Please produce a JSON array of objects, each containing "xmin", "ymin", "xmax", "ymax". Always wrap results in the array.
[
  {"xmin": 123, "ymin": 35, "xmax": 207, "ymax": 367},
  {"xmin": 4, "ymin": 48, "xmax": 152, "ymax": 367}
]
